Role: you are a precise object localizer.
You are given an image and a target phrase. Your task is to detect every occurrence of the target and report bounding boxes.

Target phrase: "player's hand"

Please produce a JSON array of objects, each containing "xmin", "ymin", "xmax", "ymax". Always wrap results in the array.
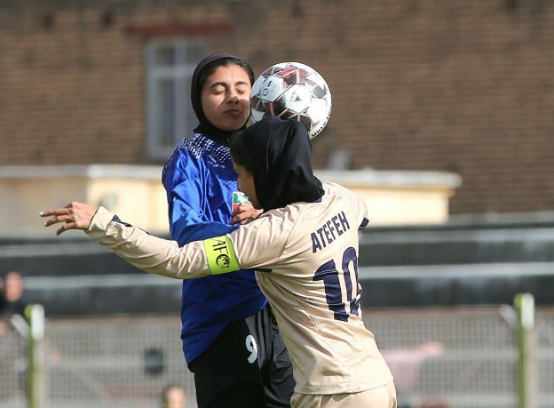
[
  {"xmin": 40, "ymin": 202, "xmax": 97, "ymax": 235},
  {"xmin": 231, "ymin": 204, "xmax": 262, "ymax": 225}
]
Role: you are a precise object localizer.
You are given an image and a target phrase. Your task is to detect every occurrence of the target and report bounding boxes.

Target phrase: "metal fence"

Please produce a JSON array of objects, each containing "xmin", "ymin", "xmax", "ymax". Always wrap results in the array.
[
  {"xmin": 45, "ymin": 315, "xmax": 194, "ymax": 408},
  {"xmin": 0, "ymin": 318, "xmax": 27, "ymax": 408},
  {"xmin": 1, "ymin": 305, "xmax": 553, "ymax": 408},
  {"xmin": 371, "ymin": 307, "xmax": 518, "ymax": 408},
  {"xmin": 537, "ymin": 310, "xmax": 554, "ymax": 407}
]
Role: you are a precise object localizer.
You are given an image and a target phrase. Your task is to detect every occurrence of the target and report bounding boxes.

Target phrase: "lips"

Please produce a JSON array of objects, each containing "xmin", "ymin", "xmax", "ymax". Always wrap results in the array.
[{"xmin": 225, "ymin": 109, "xmax": 243, "ymax": 117}]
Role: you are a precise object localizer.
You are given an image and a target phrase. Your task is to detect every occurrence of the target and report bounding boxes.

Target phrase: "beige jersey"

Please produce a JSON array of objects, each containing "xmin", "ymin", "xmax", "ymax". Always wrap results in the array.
[{"xmin": 87, "ymin": 181, "xmax": 393, "ymax": 395}]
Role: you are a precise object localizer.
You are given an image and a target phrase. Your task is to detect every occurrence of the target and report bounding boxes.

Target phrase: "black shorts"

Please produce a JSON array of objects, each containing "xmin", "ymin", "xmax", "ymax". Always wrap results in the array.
[{"xmin": 189, "ymin": 304, "xmax": 295, "ymax": 408}]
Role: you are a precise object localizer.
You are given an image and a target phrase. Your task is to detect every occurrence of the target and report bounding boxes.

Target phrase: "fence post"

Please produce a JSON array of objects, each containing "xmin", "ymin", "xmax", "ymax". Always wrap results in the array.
[
  {"xmin": 515, "ymin": 293, "xmax": 536, "ymax": 408},
  {"xmin": 25, "ymin": 304, "xmax": 45, "ymax": 408}
]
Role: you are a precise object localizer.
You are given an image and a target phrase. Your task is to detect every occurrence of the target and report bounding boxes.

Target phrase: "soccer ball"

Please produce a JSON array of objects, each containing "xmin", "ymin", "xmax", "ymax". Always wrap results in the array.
[{"xmin": 250, "ymin": 62, "xmax": 332, "ymax": 139}]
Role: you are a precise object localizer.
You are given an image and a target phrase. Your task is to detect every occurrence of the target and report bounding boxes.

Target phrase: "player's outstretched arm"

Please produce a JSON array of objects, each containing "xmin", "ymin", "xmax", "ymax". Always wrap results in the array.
[{"xmin": 40, "ymin": 203, "xmax": 236, "ymax": 280}]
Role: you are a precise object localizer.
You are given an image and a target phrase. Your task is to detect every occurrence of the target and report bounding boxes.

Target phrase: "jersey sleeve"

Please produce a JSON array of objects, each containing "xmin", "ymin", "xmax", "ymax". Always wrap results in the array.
[
  {"xmin": 87, "ymin": 207, "xmax": 211, "ymax": 279},
  {"xmin": 86, "ymin": 207, "xmax": 291, "ymax": 278},
  {"xmin": 353, "ymin": 191, "xmax": 370, "ymax": 230},
  {"xmin": 162, "ymin": 150, "xmax": 206, "ymax": 243},
  {"xmin": 227, "ymin": 210, "xmax": 292, "ymax": 270}
]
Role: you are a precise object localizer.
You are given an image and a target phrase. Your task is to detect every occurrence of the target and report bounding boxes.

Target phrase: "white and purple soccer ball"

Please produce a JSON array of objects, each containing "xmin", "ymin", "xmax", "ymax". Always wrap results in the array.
[{"xmin": 250, "ymin": 62, "xmax": 332, "ymax": 139}]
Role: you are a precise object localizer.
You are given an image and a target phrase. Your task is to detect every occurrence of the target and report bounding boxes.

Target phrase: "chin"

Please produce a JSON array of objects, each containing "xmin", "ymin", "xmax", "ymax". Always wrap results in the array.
[{"xmin": 222, "ymin": 117, "xmax": 248, "ymax": 131}]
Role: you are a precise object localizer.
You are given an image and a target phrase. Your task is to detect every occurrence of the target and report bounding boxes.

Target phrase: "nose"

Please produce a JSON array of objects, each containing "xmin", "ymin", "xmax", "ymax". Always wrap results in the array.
[{"xmin": 227, "ymin": 88, "xmax": 239, "ymax": 103}]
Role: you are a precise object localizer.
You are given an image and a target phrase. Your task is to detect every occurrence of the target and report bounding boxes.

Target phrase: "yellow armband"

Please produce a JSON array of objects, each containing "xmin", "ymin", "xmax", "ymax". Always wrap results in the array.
[{"xmin": 203, "ymin": 235, "xmax": 240, "ymax": 275}]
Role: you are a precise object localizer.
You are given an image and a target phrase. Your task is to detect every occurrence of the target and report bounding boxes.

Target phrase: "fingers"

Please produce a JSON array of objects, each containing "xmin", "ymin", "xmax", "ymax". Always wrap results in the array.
[
  {"xmin": 230, "ymin": 204, "xmax": 247, "ymax": 218},
  {"xmin": 56, "ymin": 222, "xmax": 77, "ymax": 236},
  {"xmin": 40, "ymin": 212, "xmax": 78, "ymax": 235},
  {"xmin": 42, "ymin": 214, "xmax": 73, "ymax": 227},
  {"xmin": 39, "ymin": 202, "xmax": 94, "ymax": 233},
  {"xmin": 39, "ymin": 202, "xmax": 75, "ymax": 217},
  {"xmin": 230, "ymin": 205, "xmax": 262, "ymax": 225},
  {"xmin": 39, "ymin": 208, "xmax": 69, "ymax": 218},
  {"xmin": 40, "ymin": 207, "xmax": 72, "ymax": 226},
  {"xmin": 230, "ymin": 213, "xmax": 246, "ymax": 224},
  {"xmin": 231, "ymin": 204, "xmax": 250, "ymax": 224},
  {"xmin": 231, "ymin": 215, "xmax": 255, "ymax": 225}
]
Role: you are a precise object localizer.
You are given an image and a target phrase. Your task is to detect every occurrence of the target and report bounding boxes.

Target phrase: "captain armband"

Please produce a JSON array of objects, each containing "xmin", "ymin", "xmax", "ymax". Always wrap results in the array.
[{"xmin": 203, "ymin": 235, "xmax": 240, "ymax": 275}]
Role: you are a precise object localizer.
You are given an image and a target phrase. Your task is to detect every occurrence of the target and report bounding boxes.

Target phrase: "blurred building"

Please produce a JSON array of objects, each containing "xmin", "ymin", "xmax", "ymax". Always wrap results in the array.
[{"xmin": 0, "ymin": 0, "xmax": 553, "ymax": 217}]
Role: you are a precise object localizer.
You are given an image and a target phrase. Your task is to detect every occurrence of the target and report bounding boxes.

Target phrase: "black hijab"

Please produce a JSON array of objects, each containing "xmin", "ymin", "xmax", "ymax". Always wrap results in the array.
[
  {"xmin": 191, "ymin": 53, "xmax": 254, "ymax": 145},
  {"xmin": 235, "ymin": 116, "xmax": 324, "ymax": 211}
]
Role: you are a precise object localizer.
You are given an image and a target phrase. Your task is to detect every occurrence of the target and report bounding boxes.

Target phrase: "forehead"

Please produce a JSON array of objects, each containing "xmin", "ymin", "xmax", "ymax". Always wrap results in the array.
[
  {"xmin": 3, "ymin": 273, "xmax": 22, "ymax": 285},
  {"xmin": 206, "ymin": 65, "xmax": 250, "ymax": 85}
]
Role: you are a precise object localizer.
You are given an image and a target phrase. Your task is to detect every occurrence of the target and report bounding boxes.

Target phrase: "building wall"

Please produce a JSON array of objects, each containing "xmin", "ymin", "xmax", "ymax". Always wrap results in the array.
[
  {"xmin": 1, "ymin": 0, "xmax": 553, "ymax": 215},
  {"xmin": 0, "ymin": 165, "xmax": 460, "ymax": 234}
]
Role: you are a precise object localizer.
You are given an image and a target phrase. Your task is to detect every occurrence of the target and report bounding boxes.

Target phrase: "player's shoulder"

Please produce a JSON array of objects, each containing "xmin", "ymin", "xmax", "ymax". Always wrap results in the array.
[
  {"xmin": 166, "ymin": 134, "xmax": 229, "ymax": 163},
  {"xmin": 259, "ymin": 182, "xmax": 359, "ymax": 222},
  {"xmin": 253, "ymin": 206, "xmax": 300, "ymax": 239},
  {"xmin": 178, "ymin": 133, "xmax": 230, "ymax": 161},
  {"xmin": 163, "ymin": 134, "xmax": 231, "ymax": 178},
  {"xmin": 322, "ymin": 181, "xmax": 358, "ymax": 201},
  {"xmin": 258, "ymin": 206, "xmax": 291, "ymax": 224},
  {"xmin": 322, "ymin": 181, "xmax": 345, "ymax": 192},
  {"xmin": 321, "ymin": 181, "xmax": 367, "ymax": 220}
]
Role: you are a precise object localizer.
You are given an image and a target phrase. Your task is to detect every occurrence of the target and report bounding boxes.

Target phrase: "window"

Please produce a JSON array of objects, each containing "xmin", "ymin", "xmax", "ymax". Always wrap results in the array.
[{"xmin": 146, "ymin": 40, "xmax": 207, "ymax": 160}]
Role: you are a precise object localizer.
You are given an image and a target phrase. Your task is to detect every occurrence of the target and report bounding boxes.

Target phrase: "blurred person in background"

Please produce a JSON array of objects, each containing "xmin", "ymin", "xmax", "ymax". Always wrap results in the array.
[
  {"xmin": 381, "ymin": 342, "xmax": 445, "ymax": 408},
  {"xmin": 381, "ymin": 342, "xmax": 444, "ymax": 397},
  {"xmin": 0, "ymin": 270, "xmax": 28, "ymax": 392},
  {"xmin": 161, "ymin": 384, "xmax": 187, "ymax": 408},
  {"xmin": 0, "ymin": 271, "xmax": 27, "ymax": 335},
  {"xmin": 416, "ymin": 397, "xmax": 450, "ymax": 408}
]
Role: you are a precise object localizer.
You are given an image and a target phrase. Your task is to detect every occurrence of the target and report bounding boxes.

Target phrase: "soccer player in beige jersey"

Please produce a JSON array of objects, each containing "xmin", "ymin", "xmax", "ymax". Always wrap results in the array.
[{"xmin": 42, "ymin": 116, "xmax": 397, "ymax": 408}]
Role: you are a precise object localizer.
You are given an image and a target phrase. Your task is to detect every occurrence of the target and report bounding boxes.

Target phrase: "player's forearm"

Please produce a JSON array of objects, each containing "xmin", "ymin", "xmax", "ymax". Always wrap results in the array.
[{"xmin": 86, "ymin": 207, "xmax": 210, "ymax": 279}]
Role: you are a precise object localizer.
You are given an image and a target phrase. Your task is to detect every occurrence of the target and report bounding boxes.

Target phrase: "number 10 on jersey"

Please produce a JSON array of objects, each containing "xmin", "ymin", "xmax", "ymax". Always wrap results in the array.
[{"xmin": 313, "ymin": 246, "xmax": 361, "ymax": 322}]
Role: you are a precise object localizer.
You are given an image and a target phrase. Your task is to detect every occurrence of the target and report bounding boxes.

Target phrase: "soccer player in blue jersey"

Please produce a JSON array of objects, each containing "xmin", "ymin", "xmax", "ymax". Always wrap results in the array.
[{"xmin": 159, "ymin": 54, "xmax": 294, "ymax": 408}]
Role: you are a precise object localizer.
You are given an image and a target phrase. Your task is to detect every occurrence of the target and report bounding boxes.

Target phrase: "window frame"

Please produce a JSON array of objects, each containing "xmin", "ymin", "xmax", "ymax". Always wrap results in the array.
[{"xmin": 145, "ymin": 39, "xmax": 206, "ymax": 160}]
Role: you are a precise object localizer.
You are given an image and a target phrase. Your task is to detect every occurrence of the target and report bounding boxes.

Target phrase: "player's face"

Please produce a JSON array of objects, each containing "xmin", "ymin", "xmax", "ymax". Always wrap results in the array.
[
  {"xmin": 201, "ymin": 65, "xmax": 251, "ymax": 131},
  {"xmin": 233, "ymin": 163, "xmax": 260, "ymax": 210},
  {"xmin": 164, "ymin": 387, "xmax": 186, "ymax": 408},
  {"xmin": 2, "ymin": 272, "xmax": 23, "ymax": 302}
]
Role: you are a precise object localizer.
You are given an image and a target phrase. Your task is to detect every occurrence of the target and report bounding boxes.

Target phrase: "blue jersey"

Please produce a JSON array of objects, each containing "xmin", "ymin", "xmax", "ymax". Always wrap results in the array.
[{"xmin": 162, "ymin": 133, "xmax": 267, "ymax": 365}]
